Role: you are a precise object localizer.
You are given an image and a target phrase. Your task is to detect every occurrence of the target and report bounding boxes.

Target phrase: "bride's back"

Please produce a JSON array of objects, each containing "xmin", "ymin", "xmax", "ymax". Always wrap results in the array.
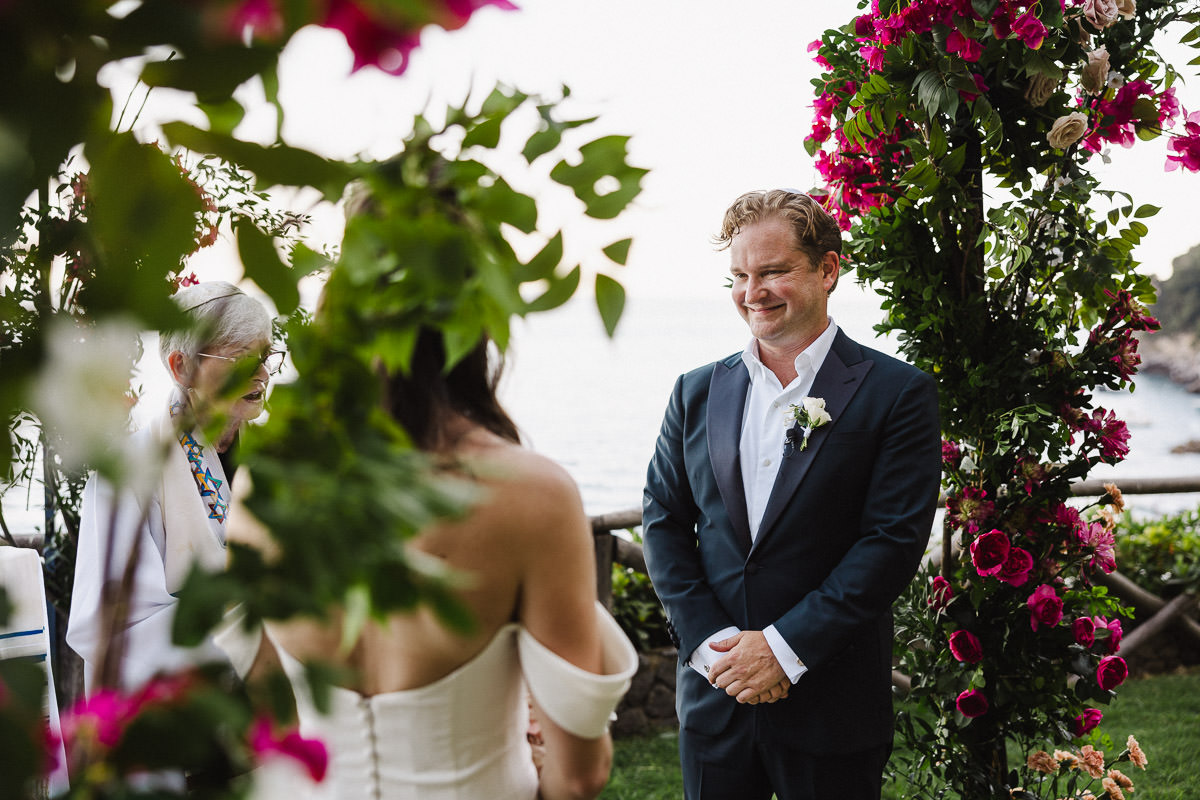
[{"xmin": 266, "ymin": 429, "xmax": 601, "ymax": 696}]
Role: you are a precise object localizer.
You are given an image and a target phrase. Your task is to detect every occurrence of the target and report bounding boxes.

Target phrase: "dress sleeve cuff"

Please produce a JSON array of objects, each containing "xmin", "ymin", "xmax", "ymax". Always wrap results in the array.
[{"xmin": 517, "ymin": 602, "xmax": 638, "ymax": 739}]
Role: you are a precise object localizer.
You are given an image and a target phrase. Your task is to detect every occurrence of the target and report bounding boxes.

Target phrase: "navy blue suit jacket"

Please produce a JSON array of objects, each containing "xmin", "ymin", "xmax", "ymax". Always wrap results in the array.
[{"xmin": 643, "ymin": 330, "xmax": 941, "ymax": 754}]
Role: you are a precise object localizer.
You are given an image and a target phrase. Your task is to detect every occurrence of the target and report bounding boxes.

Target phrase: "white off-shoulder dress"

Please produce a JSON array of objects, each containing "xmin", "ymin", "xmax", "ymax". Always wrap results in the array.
[{"xmin": 251, "ymin": 603, "xmax": 637, "ymax": 800}]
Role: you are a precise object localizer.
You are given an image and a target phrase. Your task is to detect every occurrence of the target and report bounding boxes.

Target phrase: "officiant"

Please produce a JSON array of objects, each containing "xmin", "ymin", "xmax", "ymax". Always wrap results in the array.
[{"xmin": 67, "ymin": 281, "xmax": 281, "ymax": 692}]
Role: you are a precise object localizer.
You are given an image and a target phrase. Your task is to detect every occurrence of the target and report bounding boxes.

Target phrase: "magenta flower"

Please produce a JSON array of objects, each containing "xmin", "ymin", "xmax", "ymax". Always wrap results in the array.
[
  {"xmin": 928, "ymin": 575, "xmax": 954, "ymax": 611},
  {"xmin": 1027, "ymin": 584, "xmax": 1063, "ymax": 631},
  {"xmin": 321, "ymin": 0, "xmax": 422, "ymax": 75},
  {"xmin": 1010, "ymin": 10, "xmax": 1047, "ymax": 49},
  {"xmin": 1078, "ymin": 521, "xmax": 1117, "ymax": 573},
  {"xmin": 997, "ymin": 546, "xmax": 1035, "ymax": 587},
  {"xmin": 942, "ymin": 439, "xmax": 962, "ymax": 468},
  {"xmin": 1096, "ymin": 617, "xmax": 1123, "ymax": 654},
  {"xmin": 225, "ymin": 0, "xmax": 285, "ymax": 40},
  {"xmin": 970, "ymin": 529, "xmax": 1012, "ymax": 577},
  {"xmin": 1167, "ymin": 109, "xmax": 1200, "ymax": 172},
  {"xmin": 60, "ymin": 690, "xmax": 131, "ymax": 749},
  {"xmin": 1074, "ymin": 616, "xmax": 1097, "ymax": 647},
  {"xmin": 1110, "ymin": 332, "xmax": 1142, "ymax": 380},
  {"xmin": 1073, "ymin": 707, "xmax": 1104, "ymax": 737},
  {"xmin": 956, "ymin": 689, "xmax": 989, "ymax": 718},
  {"xmin": 250, "ymin": 717, "xmax": 330, "ymax": 783},
  {"xmin": 1096, "ymin": 655, "xmax": 1128, "ymax": 690},
  {"xmin": 948, "ymin": 488, "xmax": 996, "ymax": 535},
  {"xmin": 949, "ymin": 630, "xmax": 984, "ymax": 664},
  {"xmin": 945, "ymin": 29, "xmax": 982, "ymax": 62},
  {"xmin": 1083, "ymin": 409, "xmax": 1130, "ymax": 463}
]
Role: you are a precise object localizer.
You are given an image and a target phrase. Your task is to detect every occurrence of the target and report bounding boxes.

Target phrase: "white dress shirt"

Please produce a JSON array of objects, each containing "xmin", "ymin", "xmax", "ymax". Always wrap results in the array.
[{"xmin": 688, "ymin": 319, "xmax": 838, "ymax": 685}]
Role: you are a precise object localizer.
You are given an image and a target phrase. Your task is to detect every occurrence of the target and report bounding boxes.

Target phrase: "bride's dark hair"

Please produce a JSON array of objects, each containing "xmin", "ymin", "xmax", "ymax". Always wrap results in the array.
[{"xmin": 385, "ymin": 327, "xmax": 521, "ymax": 452}]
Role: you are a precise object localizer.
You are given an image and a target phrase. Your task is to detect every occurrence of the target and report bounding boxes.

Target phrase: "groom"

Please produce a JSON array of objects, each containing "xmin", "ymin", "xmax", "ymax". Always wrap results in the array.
[{"xmin": 643, "ymin": 189, "xmax": 941, "ymax": 799}]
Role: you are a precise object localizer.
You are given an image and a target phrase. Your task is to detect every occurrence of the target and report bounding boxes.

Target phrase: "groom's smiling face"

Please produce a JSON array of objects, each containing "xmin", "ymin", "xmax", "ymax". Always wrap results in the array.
[{"xmin": 729, "ymin": 216, "xmax": 837, "ymax": 354}]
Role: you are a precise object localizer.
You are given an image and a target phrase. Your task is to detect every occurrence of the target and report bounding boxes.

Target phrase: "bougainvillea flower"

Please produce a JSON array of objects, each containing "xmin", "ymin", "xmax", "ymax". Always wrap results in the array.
[
  {"xmin": 1011, "ymin": 10, "xmax": 1048, "ymax": 48},
  {"xmin": 1167, "ymin": 109, "xmax": 1200, "ymax": 171},
  {"xmin": 250, "ymin": 717, "xmax": 330, "ymax": 782},
  {"xmin": 1096, "ymin": 655, "xmax": 1128, "ymax": 690},
  {"xmin": 321, "ymin": 0, "xmax": 422, "ymax": 75},
  {"xmin": 970, "ymin": 529, "xmax": 1011, "ymax": 577},
  {"xmin": 949, "ymin": 630, "xmax": 984, "ymax": 663},
  {"xmin": 956, "ymin": 689, "xmax": 989, "ymax": 717},
  {"xmin": 60, "ymin": 690, "xmax": 131, "ymax": 749},
  {"xmin": 946, "ymin": 29, "xmax": 982, "ymax": 62},
  {"xmin": 1072, "ymin": 707, "xmax": 1104, "ymax": 737},
  {"xmin": 226, "ymin": 0, "xmax": 285, "ymax": 40},
  {"xmin": 1027, "ymin": 584, "xmax": 1063, "ymax": 630}
]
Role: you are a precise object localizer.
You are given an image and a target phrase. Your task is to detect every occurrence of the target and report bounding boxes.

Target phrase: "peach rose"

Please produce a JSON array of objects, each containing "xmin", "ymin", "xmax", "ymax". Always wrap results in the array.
[
  {"xmin": 1084, "ymin": 0, "xmax": 1120, "ymax": 29},
  {"xmin": 1048, "ymin": 112, "xmax": 1090, "ymax": 149},
  {"xmin": 1116, "ymin": 0, "xmax": 1136, "ymax": 19},
  {"xmin": 1081, "ymin": 46, "xmax": 1110, "ymax": 95},
  {"xmin": 1025, "ymin": 72, "xmax": 1058, "ymax": 106}
]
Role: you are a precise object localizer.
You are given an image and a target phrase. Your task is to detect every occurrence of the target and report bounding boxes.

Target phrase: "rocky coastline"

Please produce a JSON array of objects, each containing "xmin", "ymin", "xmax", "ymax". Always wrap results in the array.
[
  {"xmin": 1139, "ymin": 331, "xmax": 1200, "ymax": 393},
  {"xmin": 1138, "ymin": 331, "xmax": 1200, "ymax": 453}
]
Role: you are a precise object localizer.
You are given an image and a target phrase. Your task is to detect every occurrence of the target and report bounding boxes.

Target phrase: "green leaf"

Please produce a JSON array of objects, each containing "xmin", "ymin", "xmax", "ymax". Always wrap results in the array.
[
  {"xmin": 462, "ymin": 115, "xmax": 504, "ymax": 149},
  {"xmin": 550, "ymin": 135, "xmax": 647, "ymax": 220},
  {"xmin": 594, "ymin": 273, "xmax": 625, "ymax": 336},
  {"xmin": 602, "ymin": 238, "xmax": 632, "ymax": 266},
  {"xmin": 525, "ymin": 265, "xmax": 581, "ymax": 313},
  {"xmin": 237, "ymin": 217, "xmax": 299, "ymax": 314},
  {"xmin": 1133, "ymin": 204, "xmax": 1161, "ymax": 218},
  {"xmin": 140, "ymin": 46, "xmax": 279, "ymax": 104},
  {"xmin": 161, "ymin": 122, "xmax": 351, "ymax": 200},
  {"xmin": 514, "ymin": 232, "xmax": 564, "ymax": 283},
  {"xmin": 473, "ymin": 176, "xmax": 537, "ymax": 234}
]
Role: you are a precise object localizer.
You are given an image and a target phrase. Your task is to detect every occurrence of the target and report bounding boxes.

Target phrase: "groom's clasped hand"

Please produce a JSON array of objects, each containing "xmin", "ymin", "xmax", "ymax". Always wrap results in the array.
[{"xmin": 706, "ymin": 630, "xmax": 791, "ymax": 704}]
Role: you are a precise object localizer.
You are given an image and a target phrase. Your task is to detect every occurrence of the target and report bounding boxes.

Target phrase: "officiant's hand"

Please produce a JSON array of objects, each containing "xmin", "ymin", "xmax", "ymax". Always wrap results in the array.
[{"xmin": 707, "ymin": 631, "xmax": 787, "ymax": 704}]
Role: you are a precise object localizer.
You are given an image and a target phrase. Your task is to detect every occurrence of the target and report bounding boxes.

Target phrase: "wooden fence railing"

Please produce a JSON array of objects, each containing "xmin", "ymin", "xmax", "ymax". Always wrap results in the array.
[{"xmin": 590, "ymin": 477, "xmax": 1200, "ymax": 679}]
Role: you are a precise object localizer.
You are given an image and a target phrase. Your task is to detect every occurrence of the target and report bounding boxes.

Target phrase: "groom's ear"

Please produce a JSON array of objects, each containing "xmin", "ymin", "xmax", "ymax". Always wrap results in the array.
[{"xmin": 820, "ymin": 251, "xmax": 841, "ymax": 294}]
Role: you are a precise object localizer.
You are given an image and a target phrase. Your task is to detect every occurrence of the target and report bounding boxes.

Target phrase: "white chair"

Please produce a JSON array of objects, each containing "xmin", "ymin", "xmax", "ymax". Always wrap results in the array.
[{"xmin": 0, "ymin": 546, "xmax": 71, "ymax": 796}]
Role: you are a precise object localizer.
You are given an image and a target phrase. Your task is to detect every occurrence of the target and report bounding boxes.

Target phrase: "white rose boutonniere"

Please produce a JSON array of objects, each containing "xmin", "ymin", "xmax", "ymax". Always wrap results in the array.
[{"xmin": 783, "ymin": 396, "xmax": 832, "ymax": 455}]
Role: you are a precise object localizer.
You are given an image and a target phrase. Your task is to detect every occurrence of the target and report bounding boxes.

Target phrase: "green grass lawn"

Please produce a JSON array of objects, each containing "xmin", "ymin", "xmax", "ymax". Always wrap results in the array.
[{"xmin": 601, "ymin": 668, "xmax": 1200, "ymax": 799}]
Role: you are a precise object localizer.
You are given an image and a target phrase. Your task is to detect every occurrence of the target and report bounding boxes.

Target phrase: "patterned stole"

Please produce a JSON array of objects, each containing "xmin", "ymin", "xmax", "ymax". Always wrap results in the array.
[{"xmin": 170, "ymin": 400, "xmax": 229, "ymax": 527}]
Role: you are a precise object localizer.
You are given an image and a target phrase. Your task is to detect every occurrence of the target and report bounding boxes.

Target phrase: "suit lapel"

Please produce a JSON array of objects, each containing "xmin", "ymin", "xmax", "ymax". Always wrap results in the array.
[
  {"xmin": 752, "ymin": 332, "xmax": 874, "ymax": 551},
  {"xmin": 707, "ymin": 354, "xmax": 753, "ymax": 555}
]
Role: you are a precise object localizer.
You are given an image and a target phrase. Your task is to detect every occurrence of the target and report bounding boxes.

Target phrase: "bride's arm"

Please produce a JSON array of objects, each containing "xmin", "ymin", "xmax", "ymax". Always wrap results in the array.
[{"xmin": 516, "ymin": 458, "xmax": 612, "ymax": 800}]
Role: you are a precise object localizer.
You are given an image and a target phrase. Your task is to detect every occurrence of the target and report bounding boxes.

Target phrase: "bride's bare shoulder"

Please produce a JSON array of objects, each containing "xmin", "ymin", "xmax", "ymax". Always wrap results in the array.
[{"xmin": 465, "ymin": 439, "xmax": 585, "ymax": 522}]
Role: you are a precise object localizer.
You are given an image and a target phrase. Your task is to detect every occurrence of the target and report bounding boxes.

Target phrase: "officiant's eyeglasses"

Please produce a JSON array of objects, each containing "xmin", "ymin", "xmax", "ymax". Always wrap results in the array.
[{"xmin": 197, "ymin": 350, "xmax": 286, "ymax": 376}]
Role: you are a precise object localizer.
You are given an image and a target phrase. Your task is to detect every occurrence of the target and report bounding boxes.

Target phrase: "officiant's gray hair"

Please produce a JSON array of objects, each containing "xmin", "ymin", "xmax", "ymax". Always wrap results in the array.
[
  {"xmin": 715, "ymin": 189, "xmax": 844, "ymax": 292},
  {"xmin": 159, "ymin": 281, "xmax": 273, "ymax": 367}
]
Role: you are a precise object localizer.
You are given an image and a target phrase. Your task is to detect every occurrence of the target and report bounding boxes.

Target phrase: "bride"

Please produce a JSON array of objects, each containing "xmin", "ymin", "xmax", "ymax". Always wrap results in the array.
[{"xmin": 225, "ymin": 325, "xmax": 638, "ymax": 800}]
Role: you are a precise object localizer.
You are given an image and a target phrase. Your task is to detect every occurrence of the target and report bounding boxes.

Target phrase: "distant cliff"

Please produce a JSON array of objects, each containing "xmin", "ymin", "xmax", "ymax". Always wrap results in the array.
[{"xmin": 1140, "ymin": 243, "xmax": 1200, "ymax": 392}]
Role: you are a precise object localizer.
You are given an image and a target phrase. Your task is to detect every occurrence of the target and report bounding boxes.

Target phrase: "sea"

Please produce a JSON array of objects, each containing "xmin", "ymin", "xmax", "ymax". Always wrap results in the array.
[
  {"xmin": 6, "ymin": 286, "xmax": 1200, "ymax": 534},
  {"xmin": 499, "ymin": 287, "xmax": 1200, "ymax": 521}
]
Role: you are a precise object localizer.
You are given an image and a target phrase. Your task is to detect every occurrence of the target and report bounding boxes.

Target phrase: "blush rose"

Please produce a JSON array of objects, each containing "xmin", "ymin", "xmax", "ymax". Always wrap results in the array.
[
  {"xmin": 956, "ymin": 689, "xmax": 989, "ymax": 718},
  {"xmin": 1097, "ymin": 655, "xmax": 1129, "ymax": 690},
  {"xmin": 970, "ymin": 529, "xmax": 1011, "ymax": 577},
  {"xmin": 1027, "ymin": 584, "xmax": 1064, "ymax": 631},
  {"xmin": 949, "ymin": 630, "xmax": 984, "ymax": 664}
]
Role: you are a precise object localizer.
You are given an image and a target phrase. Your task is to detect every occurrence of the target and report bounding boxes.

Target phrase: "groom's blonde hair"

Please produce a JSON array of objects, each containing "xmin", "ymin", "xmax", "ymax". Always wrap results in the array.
[{"xmin": 715, "ymin": 189, "xmax": 843, "ymax": 292}]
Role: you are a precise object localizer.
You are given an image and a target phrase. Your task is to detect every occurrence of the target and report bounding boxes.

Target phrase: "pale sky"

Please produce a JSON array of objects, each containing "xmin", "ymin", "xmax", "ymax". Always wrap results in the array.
[{"xmin": 142, "ymin": 0, "xmax": 1200, "ymax": 309}]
